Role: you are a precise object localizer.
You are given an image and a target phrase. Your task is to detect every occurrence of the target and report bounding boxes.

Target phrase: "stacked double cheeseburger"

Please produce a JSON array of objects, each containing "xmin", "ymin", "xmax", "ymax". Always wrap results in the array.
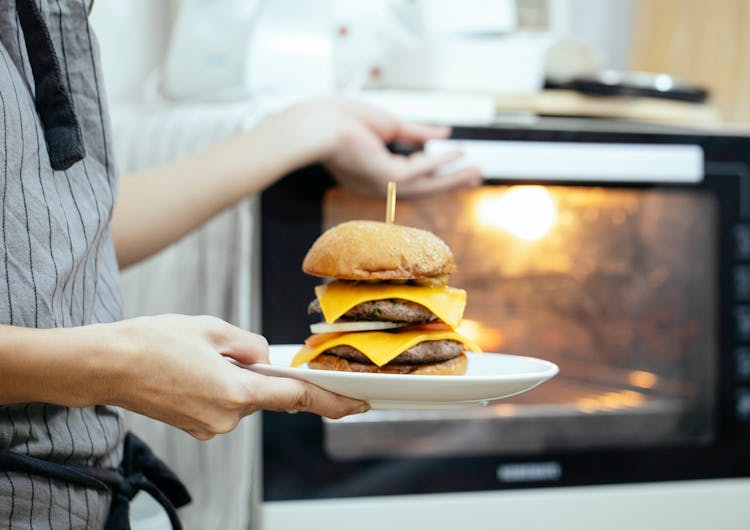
[{"xmin": 291, "ymin": 220, "xmax": 480, "ymax": 375}]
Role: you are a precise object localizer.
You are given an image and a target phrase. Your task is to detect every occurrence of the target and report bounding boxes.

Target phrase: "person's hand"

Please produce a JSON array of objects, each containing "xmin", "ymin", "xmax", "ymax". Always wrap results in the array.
[
  {"xmin": 101, "ymin": 314, "xmax": 368, "ymax": 440},
  {"xmin": 288, "ymin": 99, "xmax": 482, "ymax": 198}
]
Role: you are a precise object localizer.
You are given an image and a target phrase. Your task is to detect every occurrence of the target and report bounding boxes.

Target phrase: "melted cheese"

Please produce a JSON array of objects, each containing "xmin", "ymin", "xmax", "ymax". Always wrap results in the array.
[
  {"xmin": 292, "ymin": 330, "xmax": 481, "ymax": 367},
  {"xmin": 315, "ymin": 281, "xmax": 466, "ymax": 328}
]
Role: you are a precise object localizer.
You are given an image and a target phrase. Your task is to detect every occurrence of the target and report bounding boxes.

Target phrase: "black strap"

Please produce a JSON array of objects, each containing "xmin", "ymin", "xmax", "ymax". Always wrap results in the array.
[
  {"xmin": 0, "ymin": 447, "xmax": 112, "ymax": 491},
  {"xmin": 15, "ymin": 0, "xmax": 85, "ymax": 170},
  {"xmin": 0, "ymin": 432, "xmax": 191, "ymax": 529},
  {"xmin": 103, "ymin": 432, "xmax": 192, "ymax": 530}
]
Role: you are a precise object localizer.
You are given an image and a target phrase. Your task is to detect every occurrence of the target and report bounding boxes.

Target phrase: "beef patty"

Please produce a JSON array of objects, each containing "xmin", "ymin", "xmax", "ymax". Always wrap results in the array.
[
  {"xmin": 325, "ymin": 339, "xmax": 463, "ymax": 364},
  {"xmin": 308, "ymin": 298, "xmax": 437, "ymax": 324}
]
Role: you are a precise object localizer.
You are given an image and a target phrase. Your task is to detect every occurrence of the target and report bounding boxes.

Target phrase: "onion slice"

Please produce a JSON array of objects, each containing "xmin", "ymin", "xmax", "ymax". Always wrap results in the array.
[{"xmin": 309, "ymin": 321, "xmax": 407, "ymax": 334}]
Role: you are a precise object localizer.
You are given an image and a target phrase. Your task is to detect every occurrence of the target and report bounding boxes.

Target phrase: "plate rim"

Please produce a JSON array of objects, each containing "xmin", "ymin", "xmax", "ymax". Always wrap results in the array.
[{"xmin": 242, "ymin": 344, "xmax": 559, "ymax": 382}]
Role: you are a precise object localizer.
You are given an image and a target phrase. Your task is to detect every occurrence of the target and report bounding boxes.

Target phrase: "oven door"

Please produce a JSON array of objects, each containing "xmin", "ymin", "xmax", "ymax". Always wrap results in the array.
[{"xmin": 260, "ymin": 124, "xmax": 750, "ymax": 501}]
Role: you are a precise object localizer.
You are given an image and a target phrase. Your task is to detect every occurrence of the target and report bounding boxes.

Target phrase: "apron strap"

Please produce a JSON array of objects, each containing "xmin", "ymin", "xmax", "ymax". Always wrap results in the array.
[
  {"xmin": 15, "ymin": 0, "xmax": 86, "ymax": 170},
  {"xmin": 0, "ymin": 446, "xmax": 110, "ymax": 491},
  {"xmin": 102, "ymin": 432, "xmax": 192, "ymax": 530},
  {"xmin": 0, "ymin": 432, "xmax": 191, "ymax": 530}
]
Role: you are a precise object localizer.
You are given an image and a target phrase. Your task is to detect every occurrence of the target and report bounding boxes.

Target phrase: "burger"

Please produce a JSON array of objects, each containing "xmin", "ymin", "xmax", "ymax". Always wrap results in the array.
[{"xmin": 291, "ymin": 220, "xmax": 480, "ymax": 375}]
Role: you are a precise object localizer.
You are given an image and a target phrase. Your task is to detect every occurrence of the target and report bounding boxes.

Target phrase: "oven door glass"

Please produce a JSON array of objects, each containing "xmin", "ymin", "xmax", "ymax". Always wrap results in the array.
[{"xmin": 320, "ymin": 184, "xmax": 717, "ymax": 460}]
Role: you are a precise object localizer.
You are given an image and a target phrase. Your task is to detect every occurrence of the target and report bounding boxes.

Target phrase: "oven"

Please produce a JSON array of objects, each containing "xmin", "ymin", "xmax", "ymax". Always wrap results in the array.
[{"xmin": 257, "ymin": 118, "xmax": 750, "ymax": 529}]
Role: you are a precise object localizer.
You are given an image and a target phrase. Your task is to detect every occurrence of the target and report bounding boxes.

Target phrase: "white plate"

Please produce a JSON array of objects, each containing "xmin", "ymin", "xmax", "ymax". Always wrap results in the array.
[{"xmin": 237, "ymin": 344, "xmax": 558, "ymax": 410}]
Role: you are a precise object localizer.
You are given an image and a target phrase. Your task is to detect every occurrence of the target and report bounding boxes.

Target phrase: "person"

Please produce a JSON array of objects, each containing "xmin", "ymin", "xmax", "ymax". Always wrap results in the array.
[{"xmin": 0, "ymin": 1, "xmax": 481, "ymax": 528}]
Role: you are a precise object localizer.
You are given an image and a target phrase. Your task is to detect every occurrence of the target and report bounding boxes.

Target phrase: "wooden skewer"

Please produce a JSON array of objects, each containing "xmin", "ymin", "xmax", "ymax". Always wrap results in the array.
[{"xmin": 386, "ymin": 182, "xmax": 396, "ymax": 224}]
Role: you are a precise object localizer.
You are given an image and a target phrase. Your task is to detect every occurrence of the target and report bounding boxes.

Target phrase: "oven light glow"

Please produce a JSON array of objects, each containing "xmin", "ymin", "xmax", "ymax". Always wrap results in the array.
[
  {"xmin": 576, "ymin": 398, "xmax": 599, "ymax": 413},
  {"xmin": 476, "ymin": 186, "xmax": 557, "ymax": 241},
  {"xmin": 492, "ymin": 404, "xmax": 517, "ymax": 417},
  {"xmin": 621, "ymin": 390, "xmax": 645, "ymax": 406},
  {"xmin": 456, "ymin": 319, "xmax": 504, "ymax": 351},
  {"xmin": 576, "ymin": 391, "xmax": 645, "ymax": 413},
  {"xmin": 628, "ymin": 370, "xmax": 658, "ymax": 389}
]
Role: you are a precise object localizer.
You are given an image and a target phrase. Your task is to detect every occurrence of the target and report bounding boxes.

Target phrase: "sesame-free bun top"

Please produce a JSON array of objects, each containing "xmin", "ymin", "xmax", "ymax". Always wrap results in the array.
[{"xmin": 302, "ymin": 220, "xmax": 456, "ymax": 280}]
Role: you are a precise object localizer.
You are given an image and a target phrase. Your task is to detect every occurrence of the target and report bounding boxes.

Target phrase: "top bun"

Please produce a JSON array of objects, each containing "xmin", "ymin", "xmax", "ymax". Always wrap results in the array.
[{"xmin": 302, "ymin": 220, "xmax": 456, "ymax": 280}]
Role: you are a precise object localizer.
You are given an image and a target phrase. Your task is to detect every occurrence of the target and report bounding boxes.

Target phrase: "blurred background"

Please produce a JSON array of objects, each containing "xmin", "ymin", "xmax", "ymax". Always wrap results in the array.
[
  {"xmin": 87, "ymin": 1, "xmax": 750, "ymax": 529},
  {"xmin": 91, "ymin": 0, "xmax": 750, "ymax": 125}
]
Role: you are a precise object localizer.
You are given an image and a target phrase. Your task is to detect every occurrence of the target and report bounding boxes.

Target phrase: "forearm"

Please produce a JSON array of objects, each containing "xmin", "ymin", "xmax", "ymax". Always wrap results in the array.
[
  {"xmin": 112, "ymin": 104, "xmax": 334, "ymax": 268},
  {"xmin": 1, "ymin": 315, "xmax": 365, "ymax": 437},
  {"xmin": 0, "ymin": 324, "xmax": 124, "ymax": 407}
]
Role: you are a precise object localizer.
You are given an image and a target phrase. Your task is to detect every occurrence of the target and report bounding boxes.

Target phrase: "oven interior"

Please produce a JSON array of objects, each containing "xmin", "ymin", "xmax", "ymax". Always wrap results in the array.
[{"xmin": 319, "ymin": 184, "xmax": 717, "ymax": 460}]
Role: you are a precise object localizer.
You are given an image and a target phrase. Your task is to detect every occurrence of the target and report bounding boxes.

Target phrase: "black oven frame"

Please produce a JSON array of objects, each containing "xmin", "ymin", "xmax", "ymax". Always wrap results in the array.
[{"xmin": 260, "ymin": 119, "xmax": 750, "ymax": 501}]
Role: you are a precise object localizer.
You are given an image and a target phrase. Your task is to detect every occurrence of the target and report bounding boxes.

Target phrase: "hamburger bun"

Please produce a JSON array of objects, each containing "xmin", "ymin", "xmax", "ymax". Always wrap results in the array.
[
  {"xmin": 308, "ymin": 352, "xmax": 468, "ymax": 375},
  {"xmin": 302, "ymin": 220, "xmax": 456, "ymax": 280}
]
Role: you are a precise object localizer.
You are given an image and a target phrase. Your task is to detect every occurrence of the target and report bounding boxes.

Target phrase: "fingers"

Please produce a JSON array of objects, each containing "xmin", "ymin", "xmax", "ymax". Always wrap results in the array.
[
  {"xmin": 337, "ymin": 147, "xmax": 481, "ymax": 199},
  {"xmin": 396, "ymin": 149, "xmax": 465, "ymax": 180},
  {"xmin": 185, "ymin": 429, "xmax": 215, "ymax": 441},
  {"xmin": 198, "ymin": 316, "xmax": 269, "ymax": 365},
  {"xmin": 393, "ymin": 122, "xmax": 451, "ymax": 144},
  {"xmin": 244, "ymin": 372, "xmax": 369, "ymax": 419},
  {"xmin": 183, "ymin": 371, "xmax": 371, "ymax": 441},
  {"xmin": 398, "ymin": 166, "xmax": 483, "ymax": 198},
  {"xmin": 335, "ymin": 99, "xmax": 451, "ymax": 144}
]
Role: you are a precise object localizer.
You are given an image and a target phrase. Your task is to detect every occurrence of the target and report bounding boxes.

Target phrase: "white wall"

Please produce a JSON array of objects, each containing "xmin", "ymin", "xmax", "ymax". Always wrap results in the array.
[
  {"xmin": 89, "ymin": 0, "xmax": 174, "ymax": 102},
  {"xmin": 549, "ymin": 0, "xmax": 636, "ymax": 70}
]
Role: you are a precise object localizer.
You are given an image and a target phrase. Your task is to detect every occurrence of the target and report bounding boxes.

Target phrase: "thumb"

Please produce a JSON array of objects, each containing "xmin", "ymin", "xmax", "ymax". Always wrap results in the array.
[
  {"xmin": 216, "ymin": 325, "xmax": 270, "ymax": 365},
  {"xmin": 243, "ymin": 372, "xmax": 369, "ymax": 419}
]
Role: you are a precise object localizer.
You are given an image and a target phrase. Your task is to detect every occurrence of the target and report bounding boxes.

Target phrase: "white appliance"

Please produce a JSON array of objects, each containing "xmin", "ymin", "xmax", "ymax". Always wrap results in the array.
[{"xmin": 158, "ymin": 0, "xmax": 547, "ymax": 100}]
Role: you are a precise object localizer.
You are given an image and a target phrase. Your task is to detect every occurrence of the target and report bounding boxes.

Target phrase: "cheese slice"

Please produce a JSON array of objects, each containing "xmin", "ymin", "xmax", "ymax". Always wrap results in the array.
[
  {"xmin": 292, "ymin": 330, "xmax": 481, "ymax": 367},
  {"xmin": 315, "ymin": 281, "xmax": 466, "ymax": 328}
]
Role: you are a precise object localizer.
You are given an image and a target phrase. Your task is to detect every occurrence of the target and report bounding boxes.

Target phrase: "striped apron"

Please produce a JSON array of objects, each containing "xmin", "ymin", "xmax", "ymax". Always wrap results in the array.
[{"xmin": 0, "ymin": 1, "xmax": 188, "ymax": 527}]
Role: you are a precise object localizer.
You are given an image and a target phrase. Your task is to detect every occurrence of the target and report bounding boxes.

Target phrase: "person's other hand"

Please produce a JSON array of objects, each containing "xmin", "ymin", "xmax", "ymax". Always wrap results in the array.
[
  {"xmin": 103, "ymin": 314, "xmax": 368, "ymax": 440},
  {"xmin": 289, "ymin": 99, "xmax": 482, "ymax": 198}
]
